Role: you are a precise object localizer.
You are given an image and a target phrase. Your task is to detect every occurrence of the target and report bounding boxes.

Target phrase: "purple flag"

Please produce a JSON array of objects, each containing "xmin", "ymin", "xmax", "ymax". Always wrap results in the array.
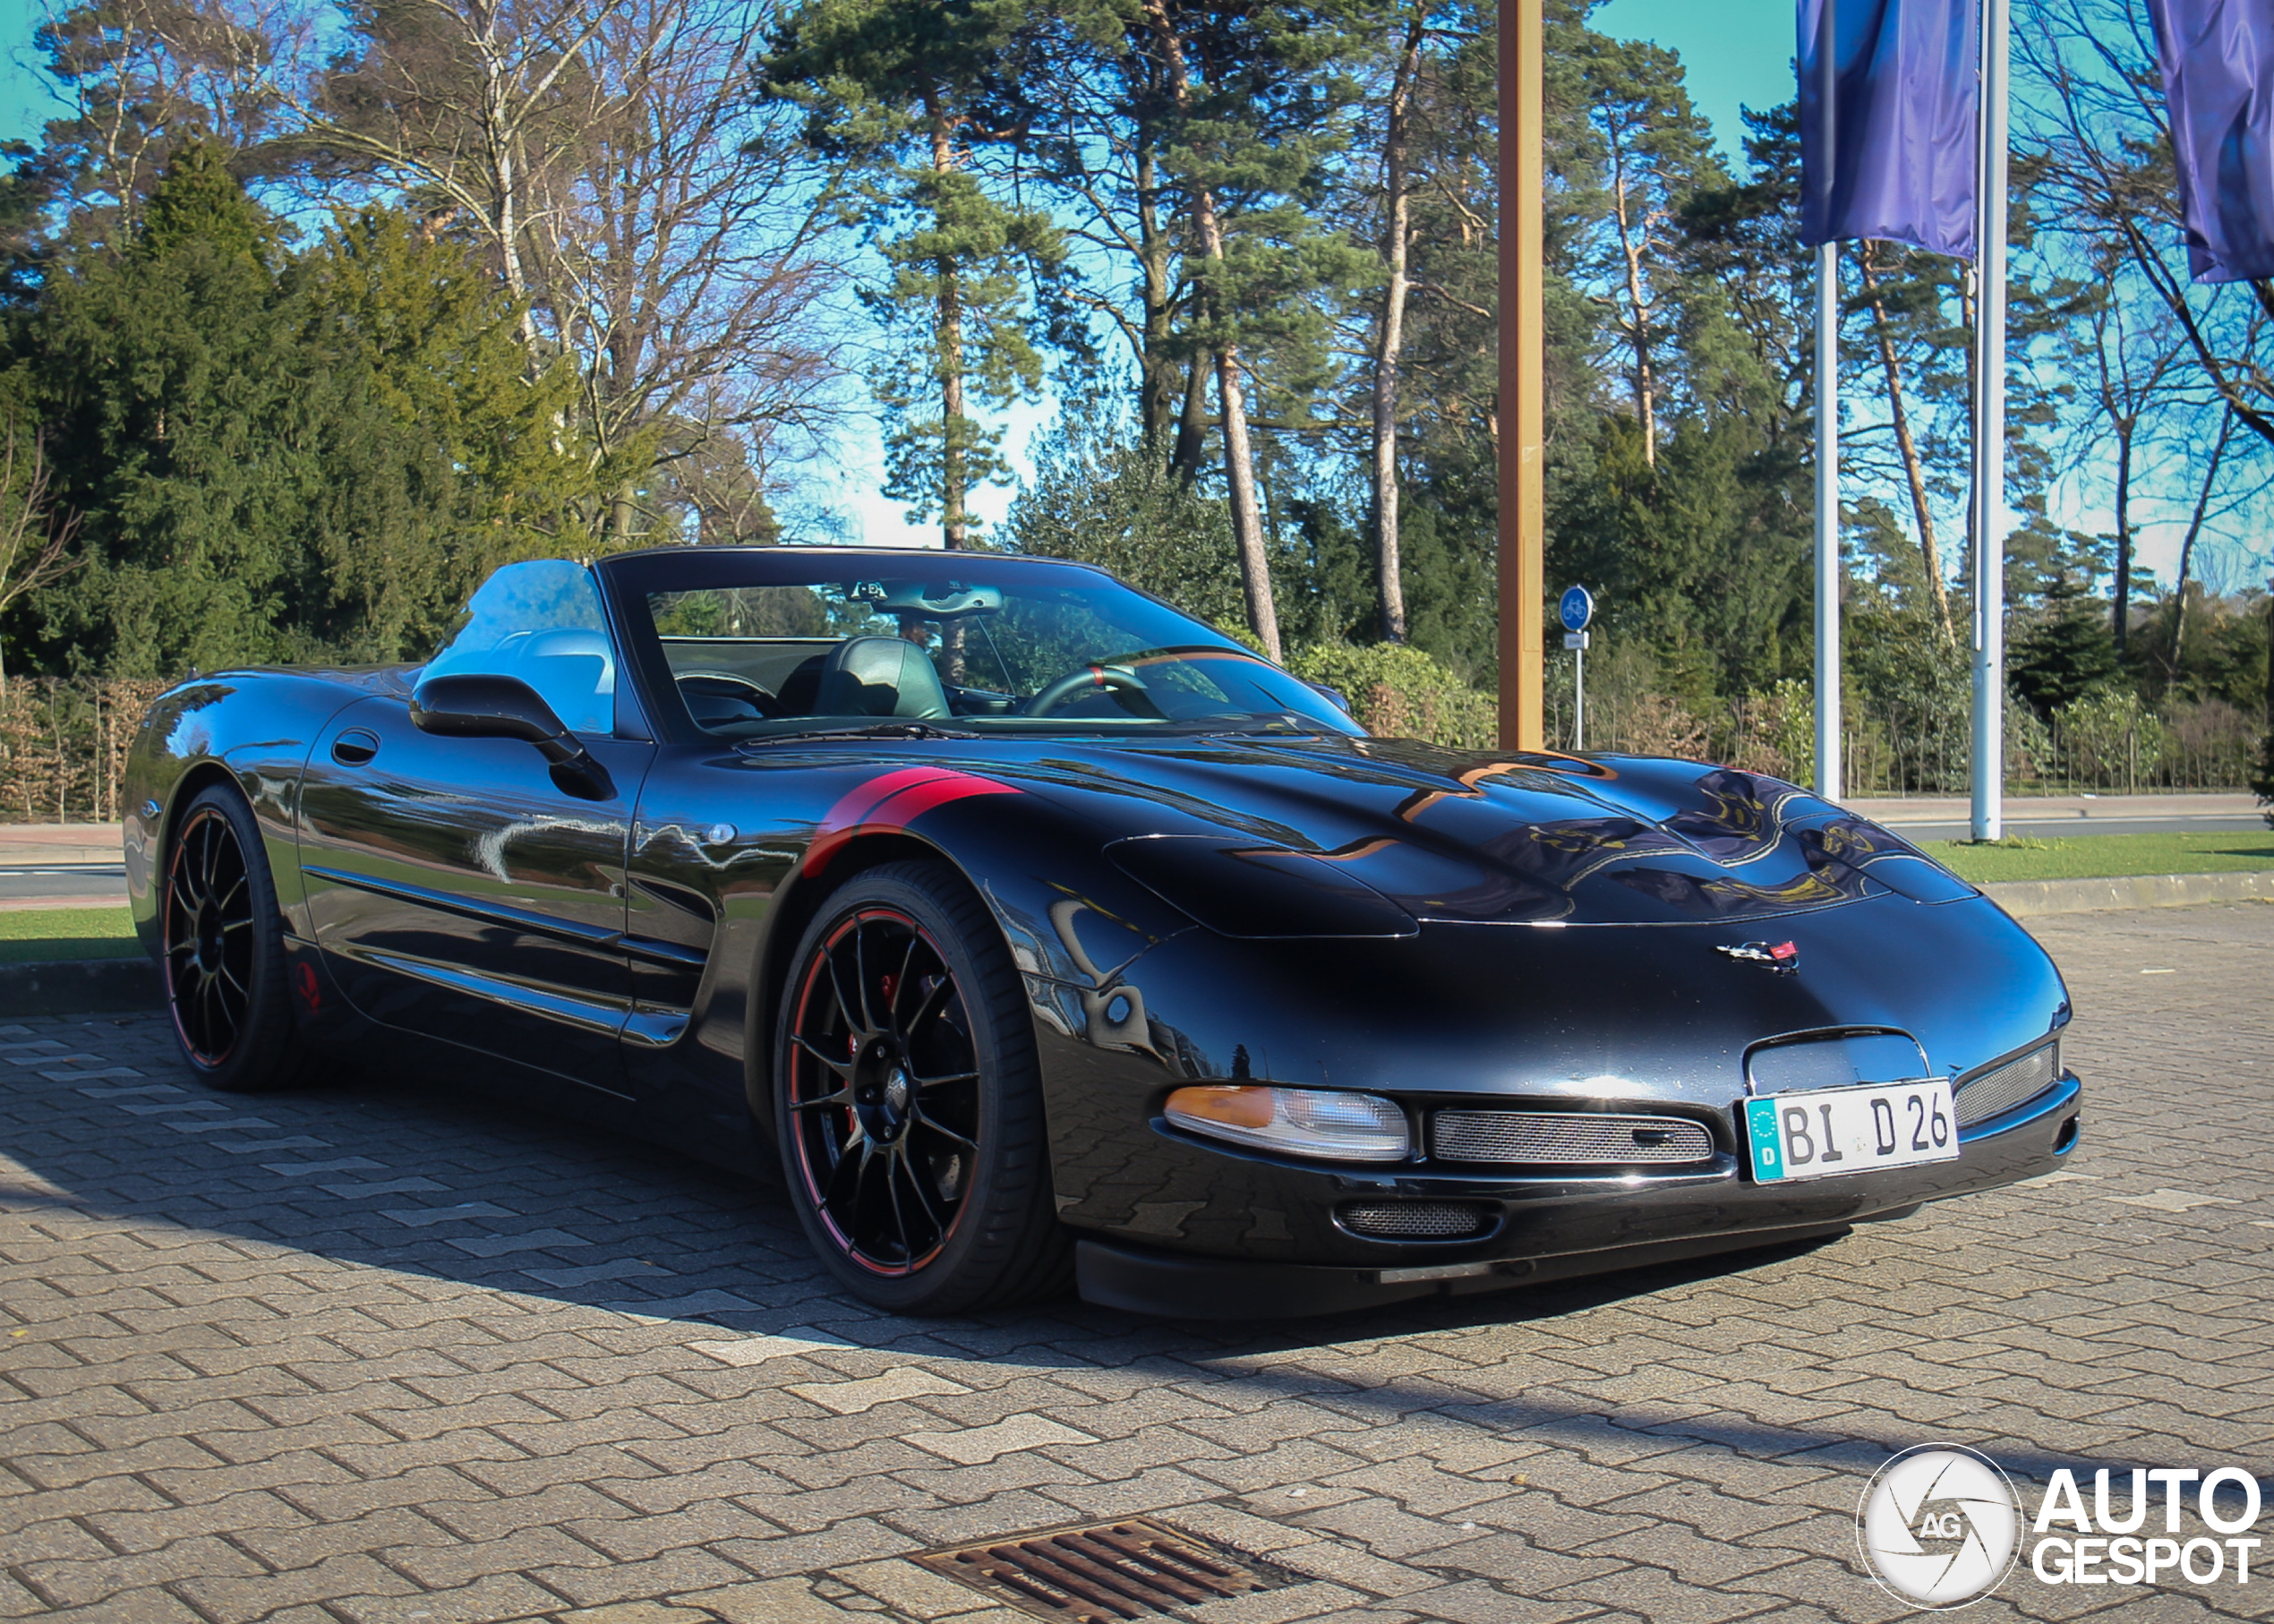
[
  {"xmin": 2148, "ymin": 0, "xmax": 2274, "ymax": 283},
  {"xmin": 1799, "ymin": 0, "xmax": 1980, "ymax": 258}
]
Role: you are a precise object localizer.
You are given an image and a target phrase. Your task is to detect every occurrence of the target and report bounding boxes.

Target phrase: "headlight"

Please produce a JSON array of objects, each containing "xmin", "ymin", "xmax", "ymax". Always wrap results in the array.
[{"xmin": 1164, "ymin": 1084, "xmax": 1410, "ymax": 1163}]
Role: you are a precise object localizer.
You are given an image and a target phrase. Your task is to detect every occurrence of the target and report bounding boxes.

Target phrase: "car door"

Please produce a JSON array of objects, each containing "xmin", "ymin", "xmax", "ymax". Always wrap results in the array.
[{"xmin": 296, "ymin": 562, "xmax": 654, "ymax": 1096}]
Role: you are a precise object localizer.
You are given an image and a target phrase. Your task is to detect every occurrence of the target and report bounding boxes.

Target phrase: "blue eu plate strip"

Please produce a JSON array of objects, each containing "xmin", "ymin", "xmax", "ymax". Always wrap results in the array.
[{"xmin": 1744, "ymin": 1098, "xmax": 1786, "ymax": 1184}]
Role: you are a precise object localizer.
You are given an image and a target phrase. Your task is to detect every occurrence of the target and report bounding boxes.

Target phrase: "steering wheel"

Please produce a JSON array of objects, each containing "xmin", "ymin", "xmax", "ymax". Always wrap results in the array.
[
  {"xmin": 677, "ymin": 671, "xmax": 784, "ymax": 719},
  {"xmin": 1023, "ymin": 662, "xmax": 1163, "ymax": 718}
]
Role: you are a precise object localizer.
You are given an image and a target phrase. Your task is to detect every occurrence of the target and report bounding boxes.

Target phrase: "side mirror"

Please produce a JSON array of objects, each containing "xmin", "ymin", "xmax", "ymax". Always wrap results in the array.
[
  {"xmin": 1304, "ymin": 680, "xmax": 1355, "ymax": 715},
  {"xmin": 410, "ymin": 673, "xmax": 615, "ymax": 801}
]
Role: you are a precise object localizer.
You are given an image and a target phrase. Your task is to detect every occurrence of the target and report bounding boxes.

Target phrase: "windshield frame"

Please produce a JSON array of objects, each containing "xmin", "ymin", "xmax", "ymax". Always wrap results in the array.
[{"xmin": 597, "ymin": 546, "xmax": 1359, "ymax": 747}]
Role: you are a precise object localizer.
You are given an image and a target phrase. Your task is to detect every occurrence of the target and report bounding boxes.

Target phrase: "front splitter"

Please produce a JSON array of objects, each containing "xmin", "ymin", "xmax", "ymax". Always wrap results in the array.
[{"xmin": 1075, "ymin": 1221, "xmax": 1859, "ymax": 1320}]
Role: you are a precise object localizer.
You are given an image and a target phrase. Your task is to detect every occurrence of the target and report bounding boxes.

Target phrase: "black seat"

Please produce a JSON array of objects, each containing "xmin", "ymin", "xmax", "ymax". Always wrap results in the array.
[{"xmin": 813, "ymin": 636, "xmax": 952, "ymax": 721}]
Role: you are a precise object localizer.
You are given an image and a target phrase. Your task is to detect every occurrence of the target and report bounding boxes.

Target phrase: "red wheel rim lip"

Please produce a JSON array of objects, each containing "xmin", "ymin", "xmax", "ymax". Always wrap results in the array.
[
  {"xmin": 162, "ymin": 805, "xmax": 244, "ymax": 1070},
  {"xmin": 788, "ymin": 905, "xmax": 971, "ymax": 1278}
]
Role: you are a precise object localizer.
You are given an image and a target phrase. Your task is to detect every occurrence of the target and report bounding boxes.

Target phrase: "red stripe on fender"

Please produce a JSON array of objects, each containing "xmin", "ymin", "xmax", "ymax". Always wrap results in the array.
[
  {"xmin": 807, "ymin": 768, "xmax": 1021, "ymax": 876},
  {"xmin": 825, "ymin": 765, "xmax": 962, "ymax": 831},
  {"xmin": 868, "ymin": 774, "xmax": 1018, "ymax": 829}
]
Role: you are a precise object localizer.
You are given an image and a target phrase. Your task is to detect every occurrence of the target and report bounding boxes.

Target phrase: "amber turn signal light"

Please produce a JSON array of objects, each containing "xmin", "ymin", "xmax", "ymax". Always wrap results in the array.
[{"xmin": 1163, "ymin": 1084, "xmax": 1410, "ymax": 1163}]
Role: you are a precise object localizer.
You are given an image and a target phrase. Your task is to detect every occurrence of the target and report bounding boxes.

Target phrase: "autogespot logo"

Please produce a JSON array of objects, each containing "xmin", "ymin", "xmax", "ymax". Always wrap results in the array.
[
  {"xmin": 1857, "ymin": 1445, "xmax": 2022, "ymax": 1608},
  {"xmin": 1856, "ymin": 1446, "xmax": 2268, "ymax": 1608}
]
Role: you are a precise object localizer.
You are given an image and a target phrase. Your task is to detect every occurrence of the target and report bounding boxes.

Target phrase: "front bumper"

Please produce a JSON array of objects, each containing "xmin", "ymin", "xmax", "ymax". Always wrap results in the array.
[{"xmin": 1073, "ymin": 1073, "xmax": 2081, "ymax": 1318}]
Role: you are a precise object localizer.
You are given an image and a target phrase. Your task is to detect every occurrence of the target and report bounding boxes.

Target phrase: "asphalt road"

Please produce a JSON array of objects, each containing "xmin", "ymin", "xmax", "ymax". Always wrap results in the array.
[
  {"xmin": 2, "ymin": 902, "xmax": 2271, "ymax": 1622},
  {"xmin": 1844, "ymin": 791, "xmax": 2269, "ymax": 845},
  {"xmin": 0, "ymin": 867, "xmax": 126, "ymax": 907}
]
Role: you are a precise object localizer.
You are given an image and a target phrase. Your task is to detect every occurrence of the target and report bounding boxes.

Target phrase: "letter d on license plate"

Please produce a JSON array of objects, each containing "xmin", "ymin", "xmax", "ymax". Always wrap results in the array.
[{"xmin": 1742, "ymin": 1080, "xmax": 1959, "ymax": 1183}]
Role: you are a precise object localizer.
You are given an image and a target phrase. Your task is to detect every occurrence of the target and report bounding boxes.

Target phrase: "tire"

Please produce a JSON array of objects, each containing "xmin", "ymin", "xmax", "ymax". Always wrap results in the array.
[
  {"xmin": 774, "ymin": 860, "xmax": 1072, "ymax": 1314},
  {"xmin": 158, "ymin": 783, "xmax": 308, "ymax": 1093}
]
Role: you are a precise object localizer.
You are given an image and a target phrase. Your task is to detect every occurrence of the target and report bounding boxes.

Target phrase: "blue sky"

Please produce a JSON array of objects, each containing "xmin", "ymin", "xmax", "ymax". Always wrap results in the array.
[
  {"xmin": 1596, "ymin": 0, "xmax": 1798, "ymax": 153},
  {"xmin": 2, "ymin": 1, "xmax": 51, "ymax": 147}
]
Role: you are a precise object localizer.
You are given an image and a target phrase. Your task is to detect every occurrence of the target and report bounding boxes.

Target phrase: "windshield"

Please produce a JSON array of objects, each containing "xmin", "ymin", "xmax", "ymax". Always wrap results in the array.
[{"xmin": 605, "ymin": 551, "xmax": 1363, "ymax": 739}]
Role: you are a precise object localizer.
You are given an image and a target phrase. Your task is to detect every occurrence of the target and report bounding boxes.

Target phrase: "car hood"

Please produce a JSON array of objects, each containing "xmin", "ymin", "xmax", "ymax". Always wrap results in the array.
[{"xmin": 982, "ymin": 732, "xmax": 1975, "ymax": 933}]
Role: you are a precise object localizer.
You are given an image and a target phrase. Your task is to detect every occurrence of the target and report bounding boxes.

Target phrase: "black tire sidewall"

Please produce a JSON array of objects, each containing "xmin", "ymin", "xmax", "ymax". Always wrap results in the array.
[
  {"xmin": 774, "ymin": 860, "xmax": 1058, "ymax": 1314},
  {"xmin": 162, "ymin": 783, "xmax": 303, "ymax": 1093}
]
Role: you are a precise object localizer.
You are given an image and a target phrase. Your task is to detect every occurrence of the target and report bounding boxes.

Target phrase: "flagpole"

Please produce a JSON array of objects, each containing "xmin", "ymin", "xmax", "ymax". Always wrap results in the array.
[
  {"xmin": 1970, "ymin": 0, "xmax": 2009, "ymax": 842},
  {"xmin": 1815, "ymin": 250, "xmax": 1841, "ymax": 800},
  {"xmin": 1813, "ymin": 0, "xmax": 1841, "ymax": 802},
  {"xmin": 1498, "ymin": 0, "xmax": 1545, "ymax": 751}
]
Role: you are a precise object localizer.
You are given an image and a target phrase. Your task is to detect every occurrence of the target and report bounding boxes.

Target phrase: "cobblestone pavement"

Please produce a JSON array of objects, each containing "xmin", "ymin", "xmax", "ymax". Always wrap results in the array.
[{"xmin": 4, "ymin": 903, "xmax": 2272, "ymax": 1624}]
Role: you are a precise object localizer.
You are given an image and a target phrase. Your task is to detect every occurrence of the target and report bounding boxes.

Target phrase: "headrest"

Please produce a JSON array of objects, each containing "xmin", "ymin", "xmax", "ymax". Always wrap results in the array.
[{"xmin": 814, "ymin": 636, "xmax": 951, "ymax": 721}]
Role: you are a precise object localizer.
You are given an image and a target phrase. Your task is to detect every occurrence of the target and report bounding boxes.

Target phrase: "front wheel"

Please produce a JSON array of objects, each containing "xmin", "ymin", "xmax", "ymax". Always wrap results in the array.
[
  {"xmin": 775, "ymin": 861, "xmax": 1070, "ymax": 1313},
  {"xmin": 160, "ymin": 783, "xmax": 307, "ymax": 1093}
]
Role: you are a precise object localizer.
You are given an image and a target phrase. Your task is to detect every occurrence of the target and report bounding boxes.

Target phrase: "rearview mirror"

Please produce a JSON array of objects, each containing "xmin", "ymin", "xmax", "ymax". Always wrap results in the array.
[{"xmin": 410, "ymin": 673, "xmax": 615, "ymax": 800}]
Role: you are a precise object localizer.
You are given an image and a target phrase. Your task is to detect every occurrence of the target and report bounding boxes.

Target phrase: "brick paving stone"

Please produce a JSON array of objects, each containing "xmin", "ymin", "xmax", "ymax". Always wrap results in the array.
[
  {"xmin": 788, "ymin": 1367, "xmax": 971, "ymax": 1415},
  {"xmin": 0, "ymin": 905, "xmax": 2269, "ymax": 1620},
  {"xmin": 903, "ymin": 1415, "xmax": 1097, "ymax": 1465},
  {"xmin": 673, "ymin": 1577, "xmax": 892, "ymax": 1624},
  {"xmin": 833, "ymin": 1555, "xmax": 999, "ymax": 1620}
]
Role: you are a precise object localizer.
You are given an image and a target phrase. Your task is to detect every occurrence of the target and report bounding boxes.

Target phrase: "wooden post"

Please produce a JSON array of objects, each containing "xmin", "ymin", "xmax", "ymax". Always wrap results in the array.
[{"xmin": 1498, "ymin": 0, "xmax": 1545, "ymax": 750}]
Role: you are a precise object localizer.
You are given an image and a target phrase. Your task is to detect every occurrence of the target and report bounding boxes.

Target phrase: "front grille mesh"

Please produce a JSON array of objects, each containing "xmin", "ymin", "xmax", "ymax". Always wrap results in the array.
[
  {"xmin": 1954, "ymin": 1040, "xmax": 2060, "ymax": 1126},
  {"xmin": 1432, "ymin": 1110, "xmax": 1715, "ymax": 1166},
  {"xmin": 1338, "ymin": 1201, "xmax": 1493, "ymax": 1238}
]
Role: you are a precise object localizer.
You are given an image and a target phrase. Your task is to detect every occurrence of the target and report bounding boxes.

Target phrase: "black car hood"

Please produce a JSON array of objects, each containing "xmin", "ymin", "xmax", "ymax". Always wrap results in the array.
[{"xmin": 987, "ymin": 733, "xmax": 1974, "ymax": 932}]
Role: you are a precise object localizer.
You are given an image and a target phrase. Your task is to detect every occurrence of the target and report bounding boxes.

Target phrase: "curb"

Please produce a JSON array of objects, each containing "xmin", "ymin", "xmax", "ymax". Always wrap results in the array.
[
  {"xmin": 1980, "ymin": 868, "xmax": 2274, "ymax": 919},
  {"xmin": 0, "ymin": 957, "xmax": 162, "ymax": 1017}
]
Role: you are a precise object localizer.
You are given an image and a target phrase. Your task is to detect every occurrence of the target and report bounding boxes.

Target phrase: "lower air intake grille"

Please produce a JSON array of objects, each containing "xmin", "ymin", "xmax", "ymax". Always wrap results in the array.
[
  {"xmin": 1954, "ymin": 1040, "xmax": 2060, "ymax": 1126},
  {"xmin": 1432, "ymin": 1110, "xmax": 1715, "ymax": 1166},
  {"xmin": 916, "ymin": 1517, "xmax": 1287, "ymax": 1622},
  {"xmin": 1338, "ymin": 1201, "xmax": 1494, "ymax": 1239}
]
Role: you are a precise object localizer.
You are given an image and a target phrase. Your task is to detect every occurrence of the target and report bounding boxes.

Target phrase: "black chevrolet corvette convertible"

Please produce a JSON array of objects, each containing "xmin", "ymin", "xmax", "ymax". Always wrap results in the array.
[{"xmin": 124, "ymin": 548, "xmax": 2081, "ymax": 1318}]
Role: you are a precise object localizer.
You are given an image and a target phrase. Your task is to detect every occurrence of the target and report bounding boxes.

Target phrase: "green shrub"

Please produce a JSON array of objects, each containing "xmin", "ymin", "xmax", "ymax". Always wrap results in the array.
[
  {"xmin": 2051, "ymin": 688, "xmax": 2166, "ymax": 784},
  {"xmin": 1284, "ymin": 641, "xmax": 1498, "ymax": 749}
]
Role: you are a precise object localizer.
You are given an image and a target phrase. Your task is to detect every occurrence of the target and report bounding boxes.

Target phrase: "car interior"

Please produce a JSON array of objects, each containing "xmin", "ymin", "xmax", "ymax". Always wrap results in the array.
[
  {"xmin": 638, "ymin": 575, "xmax": 1357, "ymax": 741},
  {"xmin": 661, "ymin": 635, "xmax": 1012, "ymax": 736}
]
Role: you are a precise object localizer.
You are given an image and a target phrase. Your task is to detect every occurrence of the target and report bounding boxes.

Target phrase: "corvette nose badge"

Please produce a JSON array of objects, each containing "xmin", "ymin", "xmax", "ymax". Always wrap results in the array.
[{"xmin": 1717, "ymin": 940, "xmax": 1800, "ymax": 973}]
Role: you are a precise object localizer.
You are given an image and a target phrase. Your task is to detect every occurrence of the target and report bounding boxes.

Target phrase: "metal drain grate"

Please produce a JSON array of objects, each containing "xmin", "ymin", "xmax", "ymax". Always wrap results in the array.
[{"xmin": 915, "ymin": 1516, "xmax": 1287, "ymax": 1622}]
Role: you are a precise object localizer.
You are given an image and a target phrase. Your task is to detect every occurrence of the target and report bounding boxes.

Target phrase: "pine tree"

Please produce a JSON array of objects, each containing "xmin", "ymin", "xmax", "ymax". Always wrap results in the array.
[
  {"xmin": 27, "ymin": 144, "xmax": 333, "ymax": 675},
  {"xmin": 20, "ymin": 150, "xmax": 613, "ymax": 675},
  {"xmin": 290, "ymin": 208, "xmax": 611, "ymax": 657},
  {"xmin": 765, "ymin": 0, "xmax": 1061, "ymax": 550}
]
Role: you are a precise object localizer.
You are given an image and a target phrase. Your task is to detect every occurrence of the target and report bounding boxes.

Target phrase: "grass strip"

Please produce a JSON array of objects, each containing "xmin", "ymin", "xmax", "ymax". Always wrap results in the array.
[
  {"xmin": 0, "ymin": 906, "xmax": 141, "ymax": 962},
  {"xmin": 1925, "ymin": 830, "xmax": 2274, "ymax": 885}
]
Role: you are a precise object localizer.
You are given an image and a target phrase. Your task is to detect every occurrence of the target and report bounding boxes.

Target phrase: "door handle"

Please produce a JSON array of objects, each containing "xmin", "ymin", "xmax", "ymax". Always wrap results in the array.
[{"xmin": 331, "ymin": 730, "xmax": 380, "ymax": 766}]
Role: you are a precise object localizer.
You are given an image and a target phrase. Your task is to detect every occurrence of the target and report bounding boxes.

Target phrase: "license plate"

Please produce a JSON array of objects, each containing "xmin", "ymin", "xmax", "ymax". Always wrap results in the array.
[{"xmin": 1741, "ymin": 1080, "xmax": 1959, "ymax": 1183}]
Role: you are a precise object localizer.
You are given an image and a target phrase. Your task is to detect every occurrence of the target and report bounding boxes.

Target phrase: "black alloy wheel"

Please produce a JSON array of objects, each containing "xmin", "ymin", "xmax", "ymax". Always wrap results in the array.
[
  {"xmin": 160, "ymin": 784, "xmax": 306, "ymax": 1092},
  {"xmin": 777, "ymin": 861, "xmax": 1069, "ymax": 1313}
]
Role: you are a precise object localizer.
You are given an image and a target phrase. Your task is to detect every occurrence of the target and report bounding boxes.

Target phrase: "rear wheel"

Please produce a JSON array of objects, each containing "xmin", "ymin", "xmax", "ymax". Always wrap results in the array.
[
  {"xmin": 775, "ymin": 861, "xmax": 1070, "ymax": 1313},
  {"xmin": 161, "ymin": 784, "xmax": 306, "ymax": 1093}
]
